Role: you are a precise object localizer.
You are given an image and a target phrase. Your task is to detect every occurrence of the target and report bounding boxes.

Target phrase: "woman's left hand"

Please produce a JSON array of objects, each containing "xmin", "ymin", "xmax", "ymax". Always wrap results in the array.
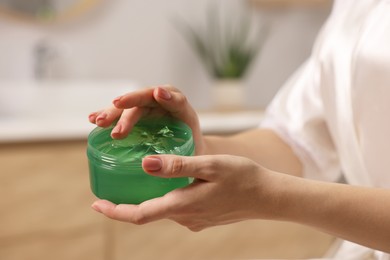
[{"xmin": 91, "ymin": 154, "xmax": 285, "ymax": 231}]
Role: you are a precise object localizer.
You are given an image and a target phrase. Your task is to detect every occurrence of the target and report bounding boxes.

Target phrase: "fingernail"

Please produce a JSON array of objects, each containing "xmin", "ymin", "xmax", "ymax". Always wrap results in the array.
[
  {"xmin": 111, "ymin": 124, "xmax": 122, "ymax": 135},
  {"xmin": 113, "ymin": 96, "xmax": 122, "ymax": 106},
  {"xmin": 88, "ymin": 113, "xmax": 96, "ymax": 120},
  {"xmin": 91, "ymin": 203, "xmax": 102, "ymax": 213},
  {"xmin": 157, "ymin": 87, "xmax": 172, "ymax": 100},
  {"xmin": 96, "ymin": 113, "xmax": 107, "ymax": 122},
  {"xmin": 143, "ymin": 157, "xmax": 162, "ymax": 172}
]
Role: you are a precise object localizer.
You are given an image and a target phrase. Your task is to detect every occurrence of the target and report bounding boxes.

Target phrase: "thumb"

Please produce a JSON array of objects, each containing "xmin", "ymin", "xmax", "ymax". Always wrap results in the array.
[{"xmin": 142, "ymin": 155, "xmax": 219, "ymax": 181}]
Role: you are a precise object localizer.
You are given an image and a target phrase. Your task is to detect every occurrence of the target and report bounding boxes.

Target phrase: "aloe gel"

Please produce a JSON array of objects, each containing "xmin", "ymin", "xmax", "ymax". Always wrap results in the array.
[{"xmin": 87, "ymin": 116, "xmax": 194, "ymax": 204}]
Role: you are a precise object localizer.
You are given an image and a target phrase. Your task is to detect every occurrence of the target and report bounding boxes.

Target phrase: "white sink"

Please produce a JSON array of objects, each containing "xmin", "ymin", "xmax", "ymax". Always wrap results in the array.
[{"xmin": 0, "ymin": 80, "xmax": 139, "ymax": 142}]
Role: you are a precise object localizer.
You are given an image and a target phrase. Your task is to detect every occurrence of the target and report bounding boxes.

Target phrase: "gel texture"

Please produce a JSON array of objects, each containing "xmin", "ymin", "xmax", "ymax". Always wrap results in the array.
[{"xmin": 96, "ymin": 124, "xmax": 189, "ymax": 163}]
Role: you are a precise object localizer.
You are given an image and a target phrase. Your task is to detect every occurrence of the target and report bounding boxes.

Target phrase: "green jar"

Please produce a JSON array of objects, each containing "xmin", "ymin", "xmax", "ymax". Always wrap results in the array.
[{"xmin": 87, "ymin": 115, "xmax": 194, "ymax": 204}]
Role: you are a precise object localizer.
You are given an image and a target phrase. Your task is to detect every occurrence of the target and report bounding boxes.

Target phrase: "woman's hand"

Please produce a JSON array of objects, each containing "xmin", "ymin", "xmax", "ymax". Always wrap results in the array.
[
  {"xmin": 90, "ymin": 155, "xmax": 390, "ymax": 253},
  {"xmin": 88, "ymin": 85, "xmax": 205, "ymax": 154},
  {"xmin": 91, "ymin": 154, "xmax": 285, "ymax": 231}
]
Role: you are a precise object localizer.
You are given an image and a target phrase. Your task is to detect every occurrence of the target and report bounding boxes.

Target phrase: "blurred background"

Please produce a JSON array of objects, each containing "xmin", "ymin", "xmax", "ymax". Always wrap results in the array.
[{"xmin": 0, "ymin": 0, "xmax": 336, "ymax": 259}]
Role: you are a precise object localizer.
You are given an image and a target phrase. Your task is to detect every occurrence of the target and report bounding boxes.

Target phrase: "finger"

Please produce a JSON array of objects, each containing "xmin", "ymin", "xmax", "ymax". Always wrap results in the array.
[
  {"xmin": 111, "ymin": 107, "xmax": 145, "ymax": 139},
  {"xmin": 113, "ymin": 86, "xmax": 203, "ymax": 154},
  {"xmin": 113, "ymin": 88, "xmax": 158, "ymax": 109},
  {"xmin": 92, "ymin": 200, "xmax": 137, "ymax": 222},
  {"xmin": 142, "ymin": 155, "xmax": 227, "ymax": 181},
  {"xmin": 152, "ymin": 86, "xmax": 191, "ymax": 117},
  {"xmin": 91, "ymin": 197, "xmax": 173, "ymax": 224},
  {"xmin": 88, "ymin": 111, "xmax": 100, "ymax": 124},
  {"xmin": 135, "ymin": 196, "xmax": 174, "ymax": 223},
  {"xmin": 94, "ymin": 106, "xmax": 124, "ymax": 128},
  {"xmin": 153, "ymin": 86, "xmax": 203, "ymax": 150},
  {"xmin": 114, "ymin": 86, "xmax": 195, "ymax": 120}
]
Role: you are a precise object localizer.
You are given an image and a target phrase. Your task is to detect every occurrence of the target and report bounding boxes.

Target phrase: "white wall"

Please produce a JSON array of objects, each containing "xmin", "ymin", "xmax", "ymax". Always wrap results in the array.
[
  {"xmin": 0, "ymin": 0, "xmax": 331, "ymax": 109},
  {"xmin": 246, "ymin": 6, "xmax": 331, "ymax": 107}
]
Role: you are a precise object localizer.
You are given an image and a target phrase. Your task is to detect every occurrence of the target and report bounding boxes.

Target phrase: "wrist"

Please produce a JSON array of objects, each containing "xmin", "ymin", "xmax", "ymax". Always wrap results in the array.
[
  {"xmin": 253, "ymin": 170, "xmax": 308, "ymax": 221},
  {"xmin": 271, "ymin": 175, "xmax": 332, "ymax": 225}
]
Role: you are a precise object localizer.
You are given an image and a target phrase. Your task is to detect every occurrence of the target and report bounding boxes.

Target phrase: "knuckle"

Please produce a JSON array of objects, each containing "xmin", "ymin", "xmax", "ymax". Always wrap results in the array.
[
  {"xmin": 106, "ymin": 212, "xmax": 117, "ymax": 220},
  {"xmin": 176, "ymin": 219, "xmax": 197, "ymax": 231},
  {"xmin": 104, "ymin": 205, "xmax": 119, "ymax": 220},
  {"xmin": 176, "ymin": 94, "xmax": 188, "ymax": 105},
  {"xmin": 188, "ymin": 225, "xmax": 204, "ymax": 232},
  {"xmin": 131, "ymin": 212, "xmax": 147, "ymax": 225},
  {"xmin": 201, "ymin": 158, "xmax": 220, "ymax": 177},
  {"xmin": 203, "ymin": 159, "xmax": 217, "ymax": 171},
  {"xmin": 166, "ymin": 192, "xmax": 193, "ymax": 214},
  {"xmin": 161, "ymin": 193, "xmax": 179, "ymax": 215},
  {"xmin": 170, "ymin": 157, "xmax": 184, "ymax": 176}
]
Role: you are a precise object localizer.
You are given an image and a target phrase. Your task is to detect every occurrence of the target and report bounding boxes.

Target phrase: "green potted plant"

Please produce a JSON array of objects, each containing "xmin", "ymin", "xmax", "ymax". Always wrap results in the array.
[{"xmin": 175, "ymin": 5, "xmax": 267, "ymax": 109}]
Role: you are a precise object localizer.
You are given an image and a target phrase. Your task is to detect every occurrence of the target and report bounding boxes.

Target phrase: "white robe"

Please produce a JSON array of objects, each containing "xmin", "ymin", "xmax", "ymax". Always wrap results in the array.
[{"xmin": 261, "ymin": 0, "xmax": 390, "ymax": 259}]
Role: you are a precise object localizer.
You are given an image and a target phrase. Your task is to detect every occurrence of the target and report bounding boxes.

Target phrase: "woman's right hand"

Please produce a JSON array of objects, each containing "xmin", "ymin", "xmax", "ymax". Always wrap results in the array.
[{"xmin": 88, "ymin": 85, "xmax": 205, "ymax": 155}]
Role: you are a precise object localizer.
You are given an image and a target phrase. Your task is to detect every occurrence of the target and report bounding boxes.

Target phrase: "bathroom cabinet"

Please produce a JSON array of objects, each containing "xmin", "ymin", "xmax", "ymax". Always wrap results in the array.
[
  {"xmin": 0, "ymin": 141, "xmax": 106, "ymax": 260},
  {"xmin": 0, "ymin": 141, "xmax": 334, "ymax": 260}
]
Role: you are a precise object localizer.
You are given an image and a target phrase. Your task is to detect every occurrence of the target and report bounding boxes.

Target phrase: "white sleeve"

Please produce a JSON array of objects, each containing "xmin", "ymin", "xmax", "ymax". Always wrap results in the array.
[{"xmin": 260, "ymin": 58, "xmax": 341, "ymax": 182}]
